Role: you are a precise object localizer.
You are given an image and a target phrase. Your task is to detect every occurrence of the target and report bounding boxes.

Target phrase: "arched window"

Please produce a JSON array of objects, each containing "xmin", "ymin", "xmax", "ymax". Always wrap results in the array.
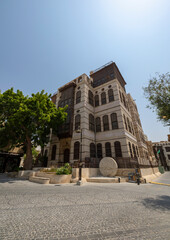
[
  {"xmin": 128, "ymin": 142, "xmax": 133, "ymax": 158},
  {"xmin": 75, "ymin": 114, "xmax": 81, "ymax": 130},
  {"xmin": 108, "ymin": 89, "xmax": 114, "ymax": 102},
  {"xmin": 78, "ymin": 76, "xmax": 82, "ymax": 83},
  {"xmin": 95, "ymin": 117, "xmax": 101, "ymax": 132},
  {"xmin": 119, "ymin": 91, "xmax": 123, "ymax": 102},
  {"xmin": 103, "ymin": 115, "xmax": 109, "ymax": 131},
  {"xmin": 122, "ymin": 94, "xmax": 126, "ymax": 107},
  {"xmin": 101, "ymin": 92, "xmax": 106, "ymax": 105},
  {"xmin": 76, "ymin": 91, "xmax": 81, "ymax": 104},
  {"xmin": 51, "ymin": 145, "xmax": 56, "ymax": 160},
  {"xmin": 111, "ymin": 113, "xmax": 118, "ymax": 129},
  {"xmin": 97, "ymin": 143, "xmax": 102, "ymax": 158},
  {"xmin": 95, "ymin": 95, "xmax": 99, "ymax": 107},
  {"xmin": 105, "ymin": 142, "xmax": 112, "ymax": 157},
  {"xmin": 123, "ymin": 115, "xmax": 128, "ymax": 130},
  {"xmin": 90, "ymin": 143, "xmax": 96, "ymax": 158},
  {"xmin": 126, "ymin": 101, "xmax": 129, "ymax": 111},
  {"xmin": 88, "ymin": 90, "xmax": 94, "ymax": 106},
  {"xmin": 89, "ymin": 114, "xmax": 95, "ymax": 131},
  {"xmin": 132, "ymin": 144, "xmax": 137, "ymax": 158},
  {"xmin": 74, "ymin": 141, "xmax": 80, "ymax": 159},
  {"xmin": 136, "ymin": 146, "xmax": 139, "ymax": 157},
  {"xmin": 114, "ymin": 141, "xmax": 122, "ymax": 157},
  {"xmin": 131, "ymin": 122, "xmax": 134, "ymax": 135},
  {"xmin": 127, "ymin": 117, "xmax": 132, "ymax": 133}
]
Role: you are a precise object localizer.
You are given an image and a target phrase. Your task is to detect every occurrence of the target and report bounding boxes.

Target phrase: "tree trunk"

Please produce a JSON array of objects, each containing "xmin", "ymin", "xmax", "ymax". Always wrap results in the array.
[
  {"xmin": 41, "ymin": 145, "xmax": 44, "ymax": 157},
  {"xmin": 24, "ymin": 136, "xmax": 33, "ymax": 170}
]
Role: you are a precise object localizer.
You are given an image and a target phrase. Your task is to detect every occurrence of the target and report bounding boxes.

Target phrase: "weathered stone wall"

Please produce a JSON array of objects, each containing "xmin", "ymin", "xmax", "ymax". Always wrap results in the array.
[
  {"xmin": 116, "ymin": 168, "xmax": 136, "ymax": 177},
  {"xmin": 140, "ymin": 167, "xmax": 160, "ymax": 177},
  {"xmin": 72, "ymin": 167, "xmax": 161, "ymax": 180},
  {"xmin": 72, "ymin": 168, "xmax": 100, "ymax": 179},
  {"xmin": 35, "ymin": 172, "xmax": 71, "ymax": 184},
  {"xmin": 140, "ymin": 167, "xmax": 161, "ymax": 182}
]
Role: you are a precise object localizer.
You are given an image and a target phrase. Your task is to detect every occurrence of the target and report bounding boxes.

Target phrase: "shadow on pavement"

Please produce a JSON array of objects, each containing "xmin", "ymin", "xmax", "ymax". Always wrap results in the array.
[
  {"xmin": 0, "ymin": 173, "xmax": 27, "ymax": 184},
  {"xmin": 142, "ymin": 195, "xmax": 170, "ymax": 211}
]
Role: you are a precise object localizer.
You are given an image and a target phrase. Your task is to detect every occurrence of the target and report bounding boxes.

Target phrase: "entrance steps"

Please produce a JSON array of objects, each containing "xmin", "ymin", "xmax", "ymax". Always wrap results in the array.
[
  {"xmin": 29, "ymin": 176, "xmax": 50, "ymax": 184},
  {"xmin": 86, "ymin": 176, "xmax": 128, "ymax": 183}
]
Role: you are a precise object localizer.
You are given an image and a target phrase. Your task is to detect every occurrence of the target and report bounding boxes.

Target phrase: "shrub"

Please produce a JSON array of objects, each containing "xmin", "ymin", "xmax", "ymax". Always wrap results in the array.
[
  {"xmin": 42, "ymin": 168, "xmax": 57, "ymax": 172},
  {"xmin": 56, "ymin": 163, "xmax": 72, "ymax": 175}
]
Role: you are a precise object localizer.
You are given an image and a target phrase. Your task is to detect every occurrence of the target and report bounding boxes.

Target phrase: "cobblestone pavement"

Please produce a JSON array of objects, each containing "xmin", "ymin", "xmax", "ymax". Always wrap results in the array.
[{"xmin": 0, "ymin": 173, "xmax": 170, "ymax": 240}]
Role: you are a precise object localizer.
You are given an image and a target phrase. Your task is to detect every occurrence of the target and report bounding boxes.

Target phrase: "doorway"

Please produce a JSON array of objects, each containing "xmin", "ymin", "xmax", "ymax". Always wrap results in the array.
[{"xmin": 64, "ymin": 149, "xmax": 70, "ymax": 163}]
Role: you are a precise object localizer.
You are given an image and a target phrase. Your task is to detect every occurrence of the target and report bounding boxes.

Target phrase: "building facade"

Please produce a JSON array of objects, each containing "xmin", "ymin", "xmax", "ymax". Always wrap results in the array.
[
  {"xmin": 46, "ymin": 62, "xmax": 153, "ymax": 169},
  {"xmin": 153, "ymin": 138, "xmax": 170, "ymax": 171},
  {"xmin": 0, "ymin": 147, "xmax": 23, "ymax": 173}
]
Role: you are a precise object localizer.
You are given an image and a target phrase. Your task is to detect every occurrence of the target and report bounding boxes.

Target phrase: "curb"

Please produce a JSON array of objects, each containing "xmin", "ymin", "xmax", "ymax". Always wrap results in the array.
[{"xmin": 149, "ymin": 181, "xmax": 170, "ymax": 186}]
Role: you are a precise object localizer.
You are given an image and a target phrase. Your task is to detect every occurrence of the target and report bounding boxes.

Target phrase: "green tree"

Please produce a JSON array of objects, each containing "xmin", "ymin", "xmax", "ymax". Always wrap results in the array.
[
  {"xmin": 143, "ymin": 73, "xmax": 170, "ymax": 126},
  {"xmin": 32, "ymin": 147, "xmax": 39, "ymax": 164},
  {"xmin": 0, "ymin": 88, "xmax": 67, "ymax": 170},
  {"xmin": 23, "ymin": 147, "xmax": 39, "ymax": 165}
]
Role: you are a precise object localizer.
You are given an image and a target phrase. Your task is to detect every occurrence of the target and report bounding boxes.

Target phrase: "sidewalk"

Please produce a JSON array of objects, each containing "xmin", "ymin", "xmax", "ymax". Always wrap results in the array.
[{"xmin": 149, "ymin": 172, "xmax": 170, "ymax": 186}]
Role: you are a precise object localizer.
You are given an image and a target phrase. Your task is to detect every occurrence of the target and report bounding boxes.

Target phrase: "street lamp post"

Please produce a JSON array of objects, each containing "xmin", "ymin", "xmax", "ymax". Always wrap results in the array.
[{"xmin": 76, "ymin": 128, "xmax": 82, "ymax": 185}]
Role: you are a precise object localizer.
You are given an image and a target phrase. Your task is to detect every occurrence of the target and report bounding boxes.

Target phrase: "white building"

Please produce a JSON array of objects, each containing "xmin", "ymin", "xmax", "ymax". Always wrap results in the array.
[{"xmin": 46, "ymin": 62, "xmax": 152, "ymax": 169}]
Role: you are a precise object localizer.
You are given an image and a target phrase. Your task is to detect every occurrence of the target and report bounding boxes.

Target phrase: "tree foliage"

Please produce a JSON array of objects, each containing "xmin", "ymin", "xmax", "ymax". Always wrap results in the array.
[
  {"xmin": 143, "ymin": 73, "xmax": 170, "ymax": 126},
  {"xmin": 0, "ymin": 88, "xmax": 67, "ymax": 169}
]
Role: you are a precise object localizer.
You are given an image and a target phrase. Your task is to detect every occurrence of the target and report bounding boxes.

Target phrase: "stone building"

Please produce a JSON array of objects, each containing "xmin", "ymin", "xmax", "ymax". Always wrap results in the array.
[
  {"xmin": 46, "ymin": 62, "xmax": 153, "ymax": 169},
  {"xmin": 152, "ymin": 137, "xmax": 170, "ymax": 171},
  {"xmin": 0, "ymin": 147, "xmax": 23, "ymax": 173}
]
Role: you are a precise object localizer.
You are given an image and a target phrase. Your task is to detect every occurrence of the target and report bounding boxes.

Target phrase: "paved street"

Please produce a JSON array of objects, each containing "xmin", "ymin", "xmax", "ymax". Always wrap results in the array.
[{"xmin": 0, "ymin": 173, "xmax": 170, "ymax": 240}]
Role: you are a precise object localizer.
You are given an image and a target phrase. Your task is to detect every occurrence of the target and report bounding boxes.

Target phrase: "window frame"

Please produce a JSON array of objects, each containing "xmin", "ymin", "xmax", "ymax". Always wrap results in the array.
[
  {"xmin": 90, "ymin": 143, "xmax": 96, "ymax": 158},
  {"xmin": 74, "ymin": 141, "xmax": 80, "ymax": 159},
  {"xmin": 123, "ymin": 115, "xmax": 128, "ymax": 130},
  {"xmin": 76, "ymin": 91, "xmax": 81, "ymax": 104},
  {"xmin": 128, "ymin": 142, "xmax": 133, "ymax": 158},
  {"xmin": 97, "ymin": 143, "xmax": 103, "ymax": 158},
  {"xmin": 114, "ymin": 141, "xmax": 122, "ymax": 157},
  {"xmin": 111, "ymin": 113, "xmax": 118, "ymax": 130},
  {"xmin": 75, "ymin": 114, "xmax": 81, "ymax": 130},
  {"xmin": 88, "ymin": 90, "xmax": 94, "ymax": 106},
  {"xmin": 127, "ymin": 117, "xmax": 132, "ymax": 133},
  {"xmin": 89, "ymin": 114, "xmax": 95, "ymax": 132},
  {"xmin": 108, "ymin": 89, "xmax": 114, "ymax": 102},
  {"xmin": 95, "ymin": 117, "xmax": 101, "ymax": 132},
  {"xmin": 101, "ymin": 92, "xmax": 107, "ymax": 105},
  {"xmin": 105, "ymin": 142, "xmax": 112, "ymax": 157},
  {"xmin": 95, "ymin": 95, "xmax": 99, "ymax": 107},
  {"xmin": 132, "ymin": 144, "xmax": 137, "ymax": 158},
  {"xmin": 103, "ymin": 115, "xmax": 109, "ymax": 131}
]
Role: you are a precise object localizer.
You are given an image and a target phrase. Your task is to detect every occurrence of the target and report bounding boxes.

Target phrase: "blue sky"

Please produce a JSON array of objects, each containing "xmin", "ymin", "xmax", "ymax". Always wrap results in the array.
[{"xmin": 0, "ymin": 0, "xmax": 170, "ymax": 142}]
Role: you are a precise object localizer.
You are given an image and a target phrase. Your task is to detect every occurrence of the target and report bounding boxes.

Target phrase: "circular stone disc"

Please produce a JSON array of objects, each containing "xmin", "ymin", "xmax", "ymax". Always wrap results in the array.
[{"xmin": 99, "ymin": 157, "xmax": 118, "ymax": 177}]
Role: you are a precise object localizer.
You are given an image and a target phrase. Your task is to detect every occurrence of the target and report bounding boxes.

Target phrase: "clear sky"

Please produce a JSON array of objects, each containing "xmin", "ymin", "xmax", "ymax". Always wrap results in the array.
[{"xmin": 0, "ymin": 0, "xmax": 170, "ymax": 142}]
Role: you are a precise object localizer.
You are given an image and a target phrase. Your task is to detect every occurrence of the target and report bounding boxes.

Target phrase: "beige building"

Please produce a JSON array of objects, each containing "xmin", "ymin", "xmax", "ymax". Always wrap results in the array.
[{"xmin": 46, "ymin": 62, "xmax": 153, "ymax": 169}]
